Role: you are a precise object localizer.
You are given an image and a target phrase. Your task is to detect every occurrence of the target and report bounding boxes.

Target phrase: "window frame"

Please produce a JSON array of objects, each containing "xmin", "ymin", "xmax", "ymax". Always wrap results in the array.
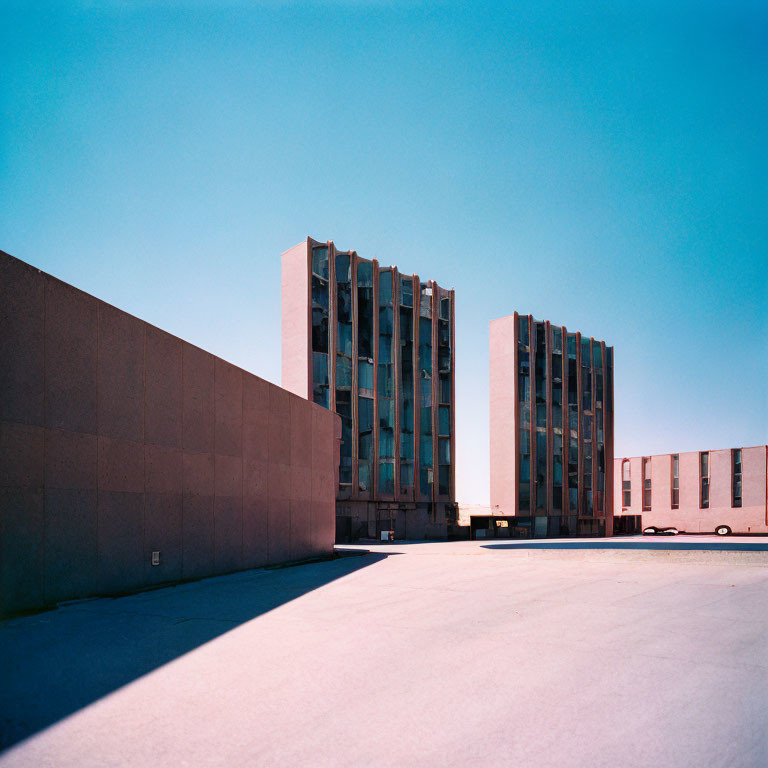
[
  {"xmin": 621, "ymin": 458, "xmax": 631, "ymax": 510},
  {"xmin": 732, "ymin": 448, "xmax": 742, "ymax": 508},
  {"xmin": 642, "ymin": 456, "xmax": 651, "ymax": 512},
  {"xmin": 699, "ymin": 451, "xmax": 710, "ymax": 509},
  {"xmin": 671, "ymin": 454, "xmax": 679, "ymax": 509}
]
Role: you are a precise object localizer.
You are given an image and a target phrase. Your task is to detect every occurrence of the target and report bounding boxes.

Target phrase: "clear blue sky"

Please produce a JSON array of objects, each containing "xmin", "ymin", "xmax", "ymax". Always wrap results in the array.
[{"xmin": 2, "ymin": 1, "xmax": 766, "ymax": 504}]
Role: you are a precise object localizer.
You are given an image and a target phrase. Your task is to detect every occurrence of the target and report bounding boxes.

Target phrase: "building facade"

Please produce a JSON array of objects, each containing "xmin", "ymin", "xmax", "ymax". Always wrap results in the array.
[
  {"xmin": 282, "ymin": 237, "xmax": 457, "ymax": 541},
  {"xmin": 486, "ymin": 312, "xmax": 614, "ymax": 538},
  {"xmin": 614, "ymin": 446, "xmax": 768, "ymax": 534},
  {"xmin": 1, "ymin": 249, "xmax": 339, "ymax": 617}
]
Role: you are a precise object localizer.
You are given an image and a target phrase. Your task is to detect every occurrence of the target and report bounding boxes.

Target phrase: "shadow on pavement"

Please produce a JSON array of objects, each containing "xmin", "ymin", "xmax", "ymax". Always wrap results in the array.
[
  {"xmin": 482, "ymin": 540, "xmax": 768, "ymax": 551},
  {"xmin": 0, "ymin": 551, "xmax": 386, "ymax": 752}
]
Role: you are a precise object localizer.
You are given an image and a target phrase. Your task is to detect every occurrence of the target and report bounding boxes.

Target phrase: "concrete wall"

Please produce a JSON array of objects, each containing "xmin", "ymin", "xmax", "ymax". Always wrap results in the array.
[
  {"xmin": 280, "ymin": 240, "xmax": 310, "ymax": 401},
  {"xmin": 1, "ymin": 251, "xmax": 340, "ymax": 617},
  {"xmin": 489, "ymin": 315, "xmax": 517, "ymax": 515},
  {"xmin": 613, "ymin": 447, "xmax": 768, "ymax": 534}
]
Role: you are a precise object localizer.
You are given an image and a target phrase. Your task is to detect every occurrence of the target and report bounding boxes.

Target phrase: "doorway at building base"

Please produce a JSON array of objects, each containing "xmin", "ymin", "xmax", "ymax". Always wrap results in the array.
[
  {"xmin": 336, "ymin": 501, "xmax": 462, "ymax": 542},
  {"xmin": 470, "ymin": 515, "xmax": 607, "ymax": 540}
]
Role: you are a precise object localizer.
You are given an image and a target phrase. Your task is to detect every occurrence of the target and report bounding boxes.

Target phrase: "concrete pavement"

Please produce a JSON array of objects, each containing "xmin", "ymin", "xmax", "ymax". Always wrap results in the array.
[{"xmin": 2, "ymin": 537, "xmax": 767, "ymax": 766}]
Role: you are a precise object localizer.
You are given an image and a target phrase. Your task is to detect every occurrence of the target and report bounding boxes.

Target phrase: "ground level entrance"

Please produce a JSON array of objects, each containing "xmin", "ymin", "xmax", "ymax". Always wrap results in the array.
[
  {"xmin": 469, "ymin": 515, "xmax": 608, "ymax": 539},
  {"xmin": 613, "ymin": 515, "xmax": 642, "ymax": 535},
  {"xmin": 335, "ymin": 501, "xmax": 463, "ymax": 542}
]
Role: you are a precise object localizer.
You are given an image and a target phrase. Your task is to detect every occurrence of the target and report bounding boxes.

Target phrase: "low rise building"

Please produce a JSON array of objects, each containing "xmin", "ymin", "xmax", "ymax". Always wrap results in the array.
[{"xmin": 613, "ymin": 446, "xmax": 768, "ymax": 534}]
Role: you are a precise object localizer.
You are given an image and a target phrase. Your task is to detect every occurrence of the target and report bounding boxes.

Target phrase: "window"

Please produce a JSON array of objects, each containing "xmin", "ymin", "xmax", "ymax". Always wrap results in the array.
[
  {"xmin": 400, "ymin": 276, "xmax": 413, "ymax": 307},
  {"xmin": 534, "ymin": 323, "xmax": 547, "ymax": 511},
  {"xmin": 436, "ymin": 289, "xmax": 452, "ymax": 497},
  {"xmin": 399, "ymin": 298, "xmax": 414, "ymax": 493},
  {"xmin": 593, "ymin": 344, "xmax": 604, "ymax": 515},
  {"xmin": 519, "ymin": 429, "xmax": 531, "ymax": 512},
  {"xmin": 311, "ymin": 246, "xmax": 330, "ymax": 407},
  {"xmin": 642, "ymin": 457, "xmax": 651, "ymax": 511},
  {"xmin": 518, "ymin": 316, "xmax": 531, "ymax": 511},
  {"xmin": 357, "ymin": 260, "xmax": 374, "ymax": 358},
  {"xmin": 312, "ymin": 352, "xmax": 329, "ymax": 407},
  {"xmin": 536, "ymin": 431, "xmax": 547, "ymax": 511},
  {"xmin": 593, "ymin": 343, "xmax": 603, "ymax": 407},
  {"xmin": 732, "ymin": 448, "xmax": 742, "ymax": 508},
  {"xmin": 567, "ymin": 334, "xmax": 578, "ymax": 434},
  {"xmin": 357, "ymin": 260, "xmax": 374, "ymax": 490},
  {"xmin": 622, "ymin": 459, "xmax": 631, "ymax": 508},
  {"xmin": 568, "ymin": 437, "xmax": 578, "ymax": 512},
  {"xmin": 336, "ymin": 254, "xmax": 353, "ymax": 486},
  {"xmin": 337, "ymin": 392, "xmax": 352, "ymax": 486},
  {"xmin": 438, "ymin": 405, "xmax": 451, "ymax": 436},
  {"xmin": 518, "ymin": 314, "xmax": 529, "ymax": 347},
  {"xmin": 378, "ymin": 461, "xmax": 394, "ymax": 495},
  {"xmin": 671, "ymin": 454, "xmax": 679, "ymax": 509},
  {"xmin": 700, "ymin": 451, "xmax": 709, "ymax": 509},
  {"xmin": 418, "ymin": 285, "xmax": 433, "ymax": 495},
  {"xmin": 580, "ymin": 338, "xmax": 593, "ymax": 518},
  {"xmin": 534, "ymin": 322, "xmax": 547, "ymax": 430},
  {"xmin": 518, "ymin": 317, "xmax": 531, "ymax": 432},
  {"xmin": 552, "ymin": 432, "xmax": 563, "ymax": 512},
  {"xmin": 518, "ymin": 349, "xmax": 530, "ymax": 428},
  {"xmin": 551, "ymin": 326, "xmax": 563, "ymax": 433},
  {"xmin": 358, "ymin": 395, "xmax": 373, "ymax": 492},
  {"xmin": 582, "ymin": 448, "xmax": 593, "ymax": 516},
  {"xmin": 378, "ymin": 398, "xmax": 394, "ymax": 457},
  {"xmin": 358, "ymin": 360, "xmax": 373, "ymax": 391},
  {"xmin": 378, "ymin": 271, "xmax": 395, "ymax": 471},
  {"xmin": 581, "ymin": 338, "xmax": 592, "ymax": 413}
]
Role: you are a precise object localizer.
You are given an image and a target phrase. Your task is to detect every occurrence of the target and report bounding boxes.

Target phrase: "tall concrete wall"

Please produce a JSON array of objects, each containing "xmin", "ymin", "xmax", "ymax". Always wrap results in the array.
[
  {"xmin": 489, "ymin": 315, "xmax": 517, "ymax": 516},
  {"xmin": 280, "ymin": 240, "xmax": 311, "ymax": 401},
  {"xmin": 0, "ymin": 251, "xmax": 340, "ymax": 617}
]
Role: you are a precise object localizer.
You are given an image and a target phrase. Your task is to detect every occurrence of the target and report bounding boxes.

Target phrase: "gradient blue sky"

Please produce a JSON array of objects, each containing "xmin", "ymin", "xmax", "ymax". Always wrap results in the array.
[{"xmin": 2, "ymin": 1, "xmax": 766, "ymax": 504}]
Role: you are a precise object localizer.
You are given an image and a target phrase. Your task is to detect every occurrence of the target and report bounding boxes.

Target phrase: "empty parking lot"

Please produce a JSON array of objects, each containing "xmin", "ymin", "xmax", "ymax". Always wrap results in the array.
[{"xmin": 2, "ymin": 537, "xmax": 767, "ymax": 767}]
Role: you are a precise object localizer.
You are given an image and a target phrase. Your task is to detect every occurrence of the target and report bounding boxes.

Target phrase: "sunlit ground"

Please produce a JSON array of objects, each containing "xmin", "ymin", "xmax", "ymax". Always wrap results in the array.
[{"xmin": 2, "ymin": 538, "xmax": 767, "ymax": 767}]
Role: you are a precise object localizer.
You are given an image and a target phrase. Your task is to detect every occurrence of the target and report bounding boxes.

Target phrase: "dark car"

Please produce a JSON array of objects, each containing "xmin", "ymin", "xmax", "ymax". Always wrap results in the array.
[
  {"xmin": 643, "ymin": 524, "xmax": 733, "ymax": 536},
  {"xmin": 643, "ymin": 526, "xmax": 679, "ymax": 536}
]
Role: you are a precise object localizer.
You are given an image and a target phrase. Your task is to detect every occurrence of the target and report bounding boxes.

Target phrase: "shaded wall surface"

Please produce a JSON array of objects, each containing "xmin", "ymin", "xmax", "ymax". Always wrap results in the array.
[{"xmin": 0, "ymin": 251, "xmax": 340, "ymax": 617}]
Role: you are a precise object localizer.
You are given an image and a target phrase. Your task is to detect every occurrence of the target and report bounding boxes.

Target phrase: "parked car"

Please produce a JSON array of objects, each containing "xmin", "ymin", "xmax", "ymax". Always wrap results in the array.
[
  {"xmin": 643, "ymin": 524, "xmax": 733, "ymax": 536},
  {"xmin": 643, "ymin": 526, "xmax": 679, "ymax": 536}
]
